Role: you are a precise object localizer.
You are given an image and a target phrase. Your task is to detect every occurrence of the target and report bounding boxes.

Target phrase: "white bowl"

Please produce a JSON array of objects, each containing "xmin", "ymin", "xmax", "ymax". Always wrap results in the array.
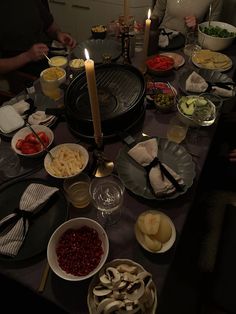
[
  {"xmin": 135, "ymin": 210, "xmax": 176, "ymax": 253},
  {"xmin": 87, "ymin": 258, "xmax": 158, "ymax": 314},
  {"xmin": 69, "ymin": 58, "xmax": 85, "ymax": 72},
  {"xmin": 40, "ymin": 67, "xmax": 66, "ymax": 85},
  {"xmin": 177, "ymin": 95, "xmax": 216, "ymax": 127},
  {"xmin": 44, "ymin": 143, "xmax": 89, "ymax": 178},
  {"xmin": 47, "ymin": 217, "xmax": 109, "ymax": 281},
  {"xmin": 11, "ymin": 125, "xmax": 54, "ymax": 157},
  {"xmin": 49, "ymin": 56, "xmax": 68, "ymax": 69},
  {"xmin": 198, "ymin": 21, "xmax": 236, "ymax": 51}
]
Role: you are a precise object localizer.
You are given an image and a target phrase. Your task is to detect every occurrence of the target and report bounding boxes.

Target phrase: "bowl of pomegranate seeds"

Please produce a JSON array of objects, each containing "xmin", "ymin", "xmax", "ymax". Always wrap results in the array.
[
  {"xmin": 47, "ymin": 217, "xmax": 109, "ymax": 281},
  {"xmin": 146, "ymin": 54, "xmax": 175, "ymax": 76}
]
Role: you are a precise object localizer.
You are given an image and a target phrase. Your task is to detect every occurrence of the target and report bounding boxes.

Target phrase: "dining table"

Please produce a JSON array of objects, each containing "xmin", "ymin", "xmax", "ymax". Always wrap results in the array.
[{"xmin": 0, "ymin": 40, "xmax": 236, "ymax": 313}]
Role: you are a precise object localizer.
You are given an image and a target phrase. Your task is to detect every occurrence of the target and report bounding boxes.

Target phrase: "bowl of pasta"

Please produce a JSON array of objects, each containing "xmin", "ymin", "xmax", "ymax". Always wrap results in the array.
[{"xmin": 44, "ymin": 143, "xmax": 89, "ymax": 178}]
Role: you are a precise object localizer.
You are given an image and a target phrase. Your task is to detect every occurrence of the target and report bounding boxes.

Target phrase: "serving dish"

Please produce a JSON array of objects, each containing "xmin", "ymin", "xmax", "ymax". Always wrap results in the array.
[
  {"xmin": 160, "ymin": 52, "xmax": 185, "ymax": 69},
  {"xmin": 116, "ymin": 137, "xmax": 195, "ymax": 200},
  {"xmin": 47, "ymin": 217, "xmax": 109, "ymax": 281},
  {"xmin": 191, "ymin": 49, "xmax": 232, "ymax": 71},
  {"xmin": 135, "ymin": 210, "xmax": 176, "ymax": 253},
  {"xmin": 44, "ymin": 143, "xmax": 89, "ymax": 178},
  {"xmin": 87, "ymin": 258, "xmax": 157, "ymax": 314},
  {"xmin": 198, "ymin": 21, "xmax": 236, "ymax": 51},
  {"xmin": 11, "ymin": 125, "xmax": 54, "ymax": 158}
]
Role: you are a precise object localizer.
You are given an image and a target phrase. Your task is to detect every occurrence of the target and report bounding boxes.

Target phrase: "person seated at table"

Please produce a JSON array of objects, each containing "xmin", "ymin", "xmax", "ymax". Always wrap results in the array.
[
  {"xmin": 0, "ymin": 0, "xmax": 76, "ymax": 77},
  {"xmin": 151, "ymin": 0, "xmax": 223, "ymax": 35}
]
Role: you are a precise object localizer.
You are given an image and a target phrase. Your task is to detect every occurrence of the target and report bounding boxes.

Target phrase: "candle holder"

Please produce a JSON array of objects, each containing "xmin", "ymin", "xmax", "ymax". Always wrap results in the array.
[
  {"xmin": 89, "ymin": 136, "xmax": 114, "ymax": 177},
  {"xmin": 92, "ymin": 149, "xmax": 114, "ymax": 177},
  {"xmin": 120, "ymin": 24, "xmax": 133, "ymax": 65}
]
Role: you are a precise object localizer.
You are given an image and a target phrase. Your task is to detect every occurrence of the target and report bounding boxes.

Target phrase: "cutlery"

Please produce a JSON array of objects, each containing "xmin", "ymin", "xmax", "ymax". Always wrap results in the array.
[
  {"xmin": 25, "ymin": 123, "xmax": 54, "ymax": 160},
  {"xmin": 43, "ymin": 52, "xmax": 51, "ymax": 63},
  {"xmin": 208, "ymin": 3, "xmax": 212, "ymax": 28},
  {"xmin": 207, "ymin": 81, "xmax": 235, "ymax": 89},
  {"xmin": 38, "ymin": 262, "xmax": 50, "ymax": 293}
]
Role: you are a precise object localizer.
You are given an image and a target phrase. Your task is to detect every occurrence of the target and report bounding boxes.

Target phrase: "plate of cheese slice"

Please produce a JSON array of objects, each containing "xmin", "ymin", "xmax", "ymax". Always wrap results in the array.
[{"xmin": 191, "ymin": 49, "xmax": 232, "ymax": 71}]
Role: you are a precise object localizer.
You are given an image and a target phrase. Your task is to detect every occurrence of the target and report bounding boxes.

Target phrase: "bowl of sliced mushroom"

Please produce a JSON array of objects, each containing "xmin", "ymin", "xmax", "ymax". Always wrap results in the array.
[{"xmin": 87, "ymin": 258, "xmax": 157, "ymax": 314}]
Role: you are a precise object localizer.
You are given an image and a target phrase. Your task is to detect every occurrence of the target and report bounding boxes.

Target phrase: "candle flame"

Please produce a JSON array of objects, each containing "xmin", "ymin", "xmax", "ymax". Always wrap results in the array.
[
  {"xmin": 84, "ymin": 48, "xmax": 89, "ymax": 60},
  {"xmin": 148, "ymin": 9, "xmax": 151, "ymax": 19}
]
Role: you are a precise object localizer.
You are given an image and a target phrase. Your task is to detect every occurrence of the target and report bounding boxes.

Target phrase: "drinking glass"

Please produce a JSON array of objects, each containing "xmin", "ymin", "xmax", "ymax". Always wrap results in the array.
[
  {"xmin": 166, "ymin": 116, "xmax": 189, "ymax": 144},
  {"xmin": 89, "ymin": 174, "xmax": 124, "ymax": 226},
  {"xmin": 183, "ymin": 31, "xmax": 201, "ymax": 57},
  {"xmin": 63, "ymin": 173, "xmax": 91, "ymax": 208}
]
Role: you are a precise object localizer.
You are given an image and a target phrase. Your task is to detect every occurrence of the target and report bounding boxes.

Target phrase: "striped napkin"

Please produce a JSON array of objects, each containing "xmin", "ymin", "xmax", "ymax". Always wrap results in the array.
[
  {"xmin": 0, "ymin": 184, "xmax": 58, "ymax": 257},
  {"xmin": 128, "ymin": 138, "xmax": 184, "ymax": 196}
]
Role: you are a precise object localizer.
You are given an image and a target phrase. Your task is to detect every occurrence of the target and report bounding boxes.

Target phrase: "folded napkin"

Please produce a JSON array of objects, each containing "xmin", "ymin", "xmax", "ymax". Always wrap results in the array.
[
  {"xmin": 128, "ymin": 138, "xmax": 184, "ymax": 197},
  {"xmin": 185, "ymin": 71, "xmax": 208, "ymax": 93},
  {"xmin": 212, "ymin": 86, "xmax": 236, "ymax": 98},
  {"xmin": 158, "ymin": 27, "xmax": 179, "ymax": 48},
  {"xmin": 185, "ymin": 71, "xmax": 236, "ymax": 97},
  {"xmin": 0, "ymin": 184, "xmax": 58, "ymax": 257}
]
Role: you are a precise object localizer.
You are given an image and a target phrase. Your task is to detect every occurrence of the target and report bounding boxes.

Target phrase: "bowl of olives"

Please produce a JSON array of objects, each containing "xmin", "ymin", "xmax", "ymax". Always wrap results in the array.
[{"xmin": 153, "ymin": 93, "xmax": 176, "ymax": 113}]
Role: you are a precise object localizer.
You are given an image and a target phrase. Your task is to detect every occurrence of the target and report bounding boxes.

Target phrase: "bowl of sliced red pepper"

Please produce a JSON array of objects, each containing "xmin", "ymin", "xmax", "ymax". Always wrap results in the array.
[
  {"xmin": 11, "ymin": 125, "xmax": 54, "ymax": 158},
  {"xmin": 146, "ymin": 55, "xmax": 175, "ymax": 76}
]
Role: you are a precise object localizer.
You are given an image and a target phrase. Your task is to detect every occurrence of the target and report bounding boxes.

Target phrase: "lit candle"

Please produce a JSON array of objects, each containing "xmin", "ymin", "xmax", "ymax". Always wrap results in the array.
[
  {"xmin": 84, "ymin": 48, "xmax": 102, "ymax": 145},
  {"xmin": 124, "ymin": 0, "xmax": 129, "ymax": 25},
  {"xmin": 143, "ymin": 9, "xmax": 151, "ymax": 60}
]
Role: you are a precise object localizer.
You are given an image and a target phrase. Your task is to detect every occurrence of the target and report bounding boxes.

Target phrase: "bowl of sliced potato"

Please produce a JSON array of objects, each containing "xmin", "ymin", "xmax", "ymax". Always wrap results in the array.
[{"xmin": 135, "ymin": 210, "xmax": 176, "ymax": 253}]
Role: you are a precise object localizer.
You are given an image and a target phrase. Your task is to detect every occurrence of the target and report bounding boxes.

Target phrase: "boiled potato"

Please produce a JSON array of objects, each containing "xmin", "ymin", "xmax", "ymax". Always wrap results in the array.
[
  {"xmin": 144, "ymin": 234, "xmax": 162, "ymax": 251},
  {"xmin": 154, "ymin": 215, "xmax": 172, "ymax": 243},
  {"xmin": 144, "ymin": 213, "xmax": 161, "ymax": 235}
]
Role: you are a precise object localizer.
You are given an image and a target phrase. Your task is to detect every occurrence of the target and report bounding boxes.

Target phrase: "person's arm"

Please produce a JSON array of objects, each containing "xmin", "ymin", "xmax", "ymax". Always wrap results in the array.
[
  {"xmin": 46, "ymin": 22, "xmax": 76, "ymax": 49},
  {"xmin": 0, "ymin": 44, "xmax": 49, "ymax": 74}
]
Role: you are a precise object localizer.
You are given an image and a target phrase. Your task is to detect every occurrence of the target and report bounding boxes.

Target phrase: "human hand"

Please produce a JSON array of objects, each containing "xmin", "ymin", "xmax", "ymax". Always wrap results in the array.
[
  {"xmin": 57, "ymin": 31, "xmax": 76, "ymax": 49},
  {"xmin": 228, "ymin": 149, "xmax": 236, "ymax": 162},
  {"xmin": 184, "ymin": 16, "xmax": 197, "ymax": 30},
  {"xmin": 26, "ymin": 44, "xmax": 49, "ymax": 62}
]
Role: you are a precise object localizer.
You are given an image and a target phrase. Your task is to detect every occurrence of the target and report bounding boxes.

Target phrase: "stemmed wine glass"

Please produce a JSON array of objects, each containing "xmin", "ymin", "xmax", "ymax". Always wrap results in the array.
[{"xmin": 89, "ymin": 174, "xmax": 124, "ymax": 227}]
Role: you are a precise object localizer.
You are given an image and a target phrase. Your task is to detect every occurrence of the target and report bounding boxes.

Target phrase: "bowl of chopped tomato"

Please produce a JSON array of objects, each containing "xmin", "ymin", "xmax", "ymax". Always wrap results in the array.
[
  {"xmin": 11, "ymin": 125, "xmax": 54, "ymax": 158},
  {"xmin": 146, "ymin": 54, "xmax": 175, "ymax": 76},
  {"xmin": 47, "ymin": 217, "xmax": 109, "ymax": 281}
]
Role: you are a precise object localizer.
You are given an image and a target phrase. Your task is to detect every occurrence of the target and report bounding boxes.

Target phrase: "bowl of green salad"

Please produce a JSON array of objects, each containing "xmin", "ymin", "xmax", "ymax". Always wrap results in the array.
[{"xmin": 198, "ymin": 21, "xmax": 236, "ymax": 51}]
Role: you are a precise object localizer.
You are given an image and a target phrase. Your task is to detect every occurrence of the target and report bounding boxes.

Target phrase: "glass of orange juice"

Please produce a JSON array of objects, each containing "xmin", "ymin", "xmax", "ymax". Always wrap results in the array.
[{"xmin": 166, "ymin": 116, "xmax": 188, "ymax": 144}]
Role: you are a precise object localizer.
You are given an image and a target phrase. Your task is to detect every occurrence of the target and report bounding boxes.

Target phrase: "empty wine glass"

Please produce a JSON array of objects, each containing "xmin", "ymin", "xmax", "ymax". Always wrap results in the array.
[{"xmin": 89, "ymin": 174, "xmax": 124, "ymax": 226}]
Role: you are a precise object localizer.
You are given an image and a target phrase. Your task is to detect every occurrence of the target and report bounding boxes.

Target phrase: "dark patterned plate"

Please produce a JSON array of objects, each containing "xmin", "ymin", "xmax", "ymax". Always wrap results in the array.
[
  {"xmin": 116, "ymin": 137, "xmax": 196, "ymax": 200},
  {"xmin": 0, "ymin": 178, "xmax": 68, "ymax": 262}
]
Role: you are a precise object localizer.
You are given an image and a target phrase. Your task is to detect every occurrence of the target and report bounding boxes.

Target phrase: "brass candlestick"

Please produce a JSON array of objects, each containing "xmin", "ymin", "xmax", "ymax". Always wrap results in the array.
[
  {"xmin": 120, "ymin": 24, "xmax": 133, "ymax": 64},
  {"xmin": 91, "ymin": 136, "xmax": 114, "ymax": 178}
]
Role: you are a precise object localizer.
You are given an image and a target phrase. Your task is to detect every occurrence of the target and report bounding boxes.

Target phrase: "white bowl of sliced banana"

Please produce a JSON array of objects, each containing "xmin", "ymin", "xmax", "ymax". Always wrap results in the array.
[
  {"xmin": 87, "ymin": 258, "xmax": 157, "ymax": 314},
  {"xmin": 135, "ymin": 210, "xmax": 176, "ymax": 253}
]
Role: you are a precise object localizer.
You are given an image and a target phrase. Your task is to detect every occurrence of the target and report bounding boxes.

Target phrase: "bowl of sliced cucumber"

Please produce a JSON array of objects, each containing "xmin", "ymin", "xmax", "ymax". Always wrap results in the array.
[{"xmin": 177, "ymin": 95, "xmax": 216, "ymax": 127}]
